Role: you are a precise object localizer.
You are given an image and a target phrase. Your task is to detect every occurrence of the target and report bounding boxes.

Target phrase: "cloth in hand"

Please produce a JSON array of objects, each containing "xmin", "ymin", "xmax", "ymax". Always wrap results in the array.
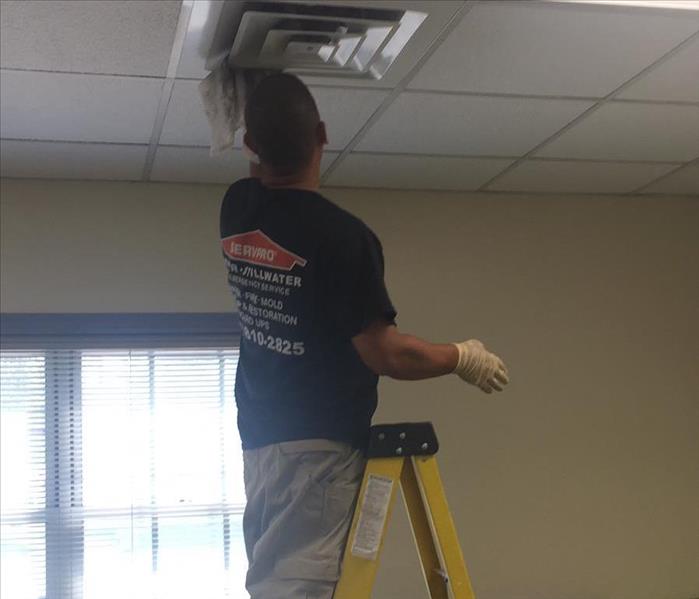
[{"xmin": 198, "ymin": 63, "xmax": 276, "ymax": 156}]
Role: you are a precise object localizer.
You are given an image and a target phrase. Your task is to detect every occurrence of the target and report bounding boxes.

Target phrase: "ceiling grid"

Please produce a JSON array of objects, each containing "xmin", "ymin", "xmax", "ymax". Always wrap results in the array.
[
  {"xmin": 140, "ymin": 0, "xmax": 194, "ymax": 180},
  {"xmin": 318, "ymin": 1, "xmax": 473, "ymax": 183},
  {"xmin": 631, "ymin": 156, "xmax": 699, "ymax": 194},
  {"xmin": 476, "ymin": 28, "xmax": 699, "ymax": 192},
  {"xmin": 1, "ymin": 0, "xmax": 697, "ymax": 196}
]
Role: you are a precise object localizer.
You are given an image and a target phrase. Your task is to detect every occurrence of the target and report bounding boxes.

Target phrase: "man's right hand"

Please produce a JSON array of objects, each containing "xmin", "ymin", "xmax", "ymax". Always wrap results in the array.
[
  {"xmin": 352, "ymin": 321, "xmax": 509, "ymax": 391},
  {"xmin": 452, "ymin": 340, "xmax": 509, "ymax": 394}
]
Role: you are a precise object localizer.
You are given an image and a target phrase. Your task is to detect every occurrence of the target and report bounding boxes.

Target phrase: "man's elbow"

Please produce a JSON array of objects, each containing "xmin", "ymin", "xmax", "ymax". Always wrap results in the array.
[
  {"xmin": 364, "ymin": 342, "xmax": 416, "ymax": 380},
  {"xmin": 359, "ymin": 351, "xmax": 396, "ymax": 378},
  {"xmin": 352, "ymin": 322, "xmax": 408, "ymax": 379}
]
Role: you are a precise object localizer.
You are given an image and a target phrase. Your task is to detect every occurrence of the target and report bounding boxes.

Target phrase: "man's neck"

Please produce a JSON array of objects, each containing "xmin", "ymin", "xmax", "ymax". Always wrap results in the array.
[
  {"xmin": 261, "ymin": 173, "xmax": 319, "ymax": 193},
  {"xmin": 257, "ymin": 163, "xmax": 320, "ymax": 193}
]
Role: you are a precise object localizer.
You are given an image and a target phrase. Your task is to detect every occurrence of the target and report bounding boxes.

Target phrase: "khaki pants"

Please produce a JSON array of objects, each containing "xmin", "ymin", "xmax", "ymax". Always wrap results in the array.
[{"xmin": 243, "ymin": 439, "xmax": 366, "ymax": 599}]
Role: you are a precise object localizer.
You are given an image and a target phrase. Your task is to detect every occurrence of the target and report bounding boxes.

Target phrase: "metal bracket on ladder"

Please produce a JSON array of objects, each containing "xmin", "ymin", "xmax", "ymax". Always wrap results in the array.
[
  {"xmin": 367, "ymin": 422, "xmax": 439, "ymax": 458},
  {"xmin": 334, "ymin": 422, "xmax": 476, "ymax": 599}
]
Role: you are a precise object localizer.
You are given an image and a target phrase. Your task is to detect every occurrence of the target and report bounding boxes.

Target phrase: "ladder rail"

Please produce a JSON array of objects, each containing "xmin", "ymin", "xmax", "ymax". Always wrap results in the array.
[
  {"xmin": 413, "ymin": 455, "xmax": 476, "ymax": 599},
  {"xmin": 333, "ymin": 457, "xmax": 404, "ymax": 599},
  {"xmin": 400, "ymin": 456, "xmax": 450, "ymax": 599}
]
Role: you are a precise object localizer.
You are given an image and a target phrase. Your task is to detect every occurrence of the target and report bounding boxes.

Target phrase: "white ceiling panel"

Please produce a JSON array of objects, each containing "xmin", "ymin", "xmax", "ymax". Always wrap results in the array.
[
  {"xmin": 151, "ymin": 146, "xmax": 249, "ymax": 184},
  {"xmin": 537, "ymin": 102, "xmax": 699, "ymax": 161},
  {"xmin": 409, "ymin": 1, "xmax": 699, "ymax": 97},
  {"xmin": 640, "ymin": 163, "xmax": 699, "ymax": 195},
  {"xmin": 0, "ymin": 140, "xmax": 147, "ymax": 180},
  {"xmin": 313, "ymin": 87, "xmax": 388, "ymax": 149},
  {"xmin": 0, "ymin": 70, "xmax": 163, "ymax": 143},
  {"xmin": 489, "ymin": 159, "xmax": 678, "ymax": 194},
  {"xmin": 160, "ymin": 80, "xmax": 387, "ymax": 150},
  {"xmin": 617, "ymin": 38, "xmax": 699, "ymax": 103},
  {"xmin": 160, "ymin": 80, "xmax": 222, "ymax": 147},
  {"xmin": 325, "ymin": 153, "xmax": 513, "ymax": 190},
  {"xmin": 0, "ymin": 0, "xmax": 181, "ymax": 76},
  {"xmin": 175, "ymin": 0, "xmax": 225, "ymax": 81},
  {"xmin": 357, "ymin": 92, "xmax": 593, "ymax": 156},
  {"xmin": 151, "ymin": 146, "xmax": 340, "ymax": 184}
]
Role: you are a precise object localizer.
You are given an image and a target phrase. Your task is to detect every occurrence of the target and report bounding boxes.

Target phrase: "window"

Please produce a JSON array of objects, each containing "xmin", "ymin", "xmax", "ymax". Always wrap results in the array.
[{"xmin": 1, "ymin": 347, "xmax": 246, "ymax": 599}]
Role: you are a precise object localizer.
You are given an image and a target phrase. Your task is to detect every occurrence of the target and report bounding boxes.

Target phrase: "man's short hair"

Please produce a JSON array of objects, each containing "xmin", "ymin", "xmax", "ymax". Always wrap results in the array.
[{"xmin": 244, "ymin": 73, "xmax": 320, "ymax": 176}]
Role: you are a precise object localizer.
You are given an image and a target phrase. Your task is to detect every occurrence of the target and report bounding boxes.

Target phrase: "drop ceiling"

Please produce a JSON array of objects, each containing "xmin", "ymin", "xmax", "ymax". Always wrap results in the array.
[{"xmin": 1, "ymin": 0, "xmax": 698, "ymax": 196}]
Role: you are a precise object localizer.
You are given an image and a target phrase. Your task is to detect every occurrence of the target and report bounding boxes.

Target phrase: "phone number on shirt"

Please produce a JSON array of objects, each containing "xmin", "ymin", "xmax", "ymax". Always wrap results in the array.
[{"xmin": 242, "ymin": 326, "xmax": 305, "ymax": 356}]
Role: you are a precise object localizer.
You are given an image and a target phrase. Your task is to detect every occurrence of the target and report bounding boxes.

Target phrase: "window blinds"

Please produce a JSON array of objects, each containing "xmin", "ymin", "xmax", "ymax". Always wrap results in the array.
[
  {"xmin": 1, "ymin": 352, "xmax": 47, "ymax": 599},
  {"xmin": 0, "ymin": 348, "xmax": 247, "ymax": 599}
]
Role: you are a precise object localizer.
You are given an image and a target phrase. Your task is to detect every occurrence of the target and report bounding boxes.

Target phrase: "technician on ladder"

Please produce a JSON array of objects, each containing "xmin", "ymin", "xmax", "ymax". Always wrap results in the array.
[{"xmin": 219, "ymin": 73, "xmax": 510, "ymax": 599}]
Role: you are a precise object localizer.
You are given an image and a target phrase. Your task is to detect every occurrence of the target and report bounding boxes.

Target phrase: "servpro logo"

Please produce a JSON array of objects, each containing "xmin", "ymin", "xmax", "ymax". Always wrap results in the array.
[{"xmin": 221, "ymin": 230, "xmax": 307, "ymax": 271}]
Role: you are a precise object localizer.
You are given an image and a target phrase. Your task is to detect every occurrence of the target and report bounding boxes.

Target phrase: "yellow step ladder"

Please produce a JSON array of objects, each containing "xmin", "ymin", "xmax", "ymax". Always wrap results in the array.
[{"xmin": 335, "ymin": 422, "xmax": 476, "ymax": 599}]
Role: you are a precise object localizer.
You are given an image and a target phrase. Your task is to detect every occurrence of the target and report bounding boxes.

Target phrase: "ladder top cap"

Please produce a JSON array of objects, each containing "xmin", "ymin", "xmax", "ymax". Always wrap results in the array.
[{"xmin": 367, "ymin": 422, "xmax": 439, "ymax": 458}]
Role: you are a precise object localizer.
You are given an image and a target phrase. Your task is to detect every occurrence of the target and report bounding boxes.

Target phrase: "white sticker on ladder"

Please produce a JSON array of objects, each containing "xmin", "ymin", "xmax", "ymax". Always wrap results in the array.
[{"xmin": 350, "ymin": 474, "xmax": 394, "ymax": 560}]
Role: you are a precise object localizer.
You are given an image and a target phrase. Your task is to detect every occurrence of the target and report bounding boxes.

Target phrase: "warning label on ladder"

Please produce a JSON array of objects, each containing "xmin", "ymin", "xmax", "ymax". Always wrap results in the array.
[{"xmin": 351, "ymin": 474, "xmax": 394, "ymax": 560}]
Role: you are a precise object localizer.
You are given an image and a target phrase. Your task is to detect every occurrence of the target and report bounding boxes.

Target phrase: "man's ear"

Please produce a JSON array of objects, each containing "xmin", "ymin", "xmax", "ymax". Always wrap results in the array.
[
  {"xmin": 243, "ymin": 131, "xmax": 258, "ymax": 154},
  {"xmin": 317, "ymin": 121, "xmax": 328, "ymax": 146}
]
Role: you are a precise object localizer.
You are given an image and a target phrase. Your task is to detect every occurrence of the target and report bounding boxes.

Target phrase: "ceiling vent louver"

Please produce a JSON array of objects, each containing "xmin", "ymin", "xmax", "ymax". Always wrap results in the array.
[{"xmin": 206, "ymin": 2, "xmax": 426, "ymax": 80}]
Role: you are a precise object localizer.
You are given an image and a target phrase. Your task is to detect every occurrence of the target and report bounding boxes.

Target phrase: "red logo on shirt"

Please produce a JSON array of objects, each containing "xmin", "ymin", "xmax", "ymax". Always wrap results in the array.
[{"xmin": 221, "ymin": 230, "xmax": 307, "ymax": 271}]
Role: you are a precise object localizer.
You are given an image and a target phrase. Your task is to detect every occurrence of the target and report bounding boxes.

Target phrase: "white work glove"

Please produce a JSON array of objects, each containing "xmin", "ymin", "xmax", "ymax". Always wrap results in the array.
[{"xmin": 453, "ymin": 340, "xmax": 509, "ymax": 394}]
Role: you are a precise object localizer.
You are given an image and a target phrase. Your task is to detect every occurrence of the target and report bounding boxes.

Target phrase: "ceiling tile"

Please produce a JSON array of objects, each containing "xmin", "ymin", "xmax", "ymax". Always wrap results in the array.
[
  {"xmin": 357, "ymin": 92, "xmax": 593, "ymax": 156},
  {"xmin": 0, "ymin": 140, "xmax": 146, "ymax": 180},
  {"xmin": 489, "ymin": 159, "xmax": 678, "ymax": 194},
  {"xmin": 409, "ymin": 2, "xmax": 699, "ymax": 97},
  {"xmin": 151, "ymin": 146, "xmax": 249, "ymax": 184},
  {"xmin": 0, "ymin": 70, "xmax": 163, "ymax": 143},
  {"xmin": 318, "ymin": 153, "xmax": 340, "ymax": 177},
  {"xmin": 161, "ymin": 81, "xmax": 387, "ymax": 150},
  {"xmin": 0, "ymin": 0, "xmax": 181, "ymax": 76},
  {"xmin": 159, "ymin": 80, "xmax": 220, "ymax": 147},
  {"xmin": 325, "ymin": 153, "xmax": 513, "ymax": 190},
  {"xmin": 640, "ymin": 163, "xmax": 699, "ymax": 195},
  {"xmin": 537, "ymin": 102, "xmax": 699, "ymax": 161},
  {"xmin": 313, "ymin": 88, "xmax": 388, "ymax": 150},
  {"xmin": 151, "ymin": 146, "xmax": 340, "ymax": 184},
  {"xmin": 617, "ymin": 38, "xmax": 699, "ymax": 103}
]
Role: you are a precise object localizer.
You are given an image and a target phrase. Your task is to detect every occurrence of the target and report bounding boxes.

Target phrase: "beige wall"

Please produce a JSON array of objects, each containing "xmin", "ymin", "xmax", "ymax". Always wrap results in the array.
[{"xmin": 2, "ymin": 178, "xmax": 698, "ymax": 598}]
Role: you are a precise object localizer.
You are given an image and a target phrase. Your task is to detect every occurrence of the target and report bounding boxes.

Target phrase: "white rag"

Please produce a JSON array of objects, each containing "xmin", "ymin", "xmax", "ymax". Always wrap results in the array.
[{"xmin": 198, "ymin": 63, "xmax": 275, "ymax": 156}]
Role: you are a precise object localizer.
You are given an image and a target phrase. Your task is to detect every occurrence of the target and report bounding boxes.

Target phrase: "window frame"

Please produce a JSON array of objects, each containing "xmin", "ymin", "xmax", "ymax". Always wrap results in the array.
[{"xmin": 0, "ymin": 313, "xmax": 241, "ymax": 351}]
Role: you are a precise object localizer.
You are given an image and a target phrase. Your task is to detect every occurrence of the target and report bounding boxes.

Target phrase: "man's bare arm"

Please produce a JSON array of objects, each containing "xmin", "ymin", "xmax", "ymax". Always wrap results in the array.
[
  {"xmin": 352, "ymin": 321, "xmax": 509, "ymax": 393},
  {"xmin": 352, "ymin": 322, "xmax": 457, "ymax": 381}
]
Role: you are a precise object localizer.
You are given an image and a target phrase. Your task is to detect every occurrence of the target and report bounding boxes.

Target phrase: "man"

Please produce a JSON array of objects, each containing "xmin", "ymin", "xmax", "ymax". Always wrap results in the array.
[{"xmin": 220, "ymin": 73, "xmax": 509, "ymax": 599}]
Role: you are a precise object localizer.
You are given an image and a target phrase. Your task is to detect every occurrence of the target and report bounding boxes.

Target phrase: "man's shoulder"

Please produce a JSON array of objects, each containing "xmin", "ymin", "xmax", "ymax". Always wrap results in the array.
[
  {"xmin": 221, "ymin": 177, "xmax": 260, "ymax": 214},
  {"xmin": 315, "ymin": 193, "xmax": 373, "ymax": 240},
  {"xmin": 223, "ymin": 177, "xmax": 260, "ymax": 203}
]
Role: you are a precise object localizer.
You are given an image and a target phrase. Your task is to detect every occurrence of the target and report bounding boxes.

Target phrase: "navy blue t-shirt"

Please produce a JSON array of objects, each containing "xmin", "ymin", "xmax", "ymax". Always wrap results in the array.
[{"xmin": 220, "ymin": 178, "xmax": 397, "ymax": 449}]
